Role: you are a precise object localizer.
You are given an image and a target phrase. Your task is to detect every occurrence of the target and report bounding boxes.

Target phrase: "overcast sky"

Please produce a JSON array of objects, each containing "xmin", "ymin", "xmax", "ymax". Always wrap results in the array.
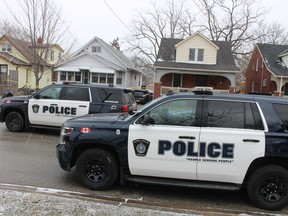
[{"xmin": 1, "ymin": 0, "xmax": 287, "ymax": 50}]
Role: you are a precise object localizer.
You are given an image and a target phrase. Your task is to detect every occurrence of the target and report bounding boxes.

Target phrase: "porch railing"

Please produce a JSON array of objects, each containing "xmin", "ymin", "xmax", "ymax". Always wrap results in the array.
[{"xmin": 160, "ymin": 86, "xmax": 229, "ymax": 95}]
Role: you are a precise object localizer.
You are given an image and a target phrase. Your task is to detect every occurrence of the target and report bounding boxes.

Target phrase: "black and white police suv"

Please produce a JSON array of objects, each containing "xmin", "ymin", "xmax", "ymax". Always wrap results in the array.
[
  {"xmin": 0, "ymin": 83, "xmax": 136, "ymax": 132},
  {"xmin": 57, "ymin": 91, "xmax": 288, "ymax": 210}
]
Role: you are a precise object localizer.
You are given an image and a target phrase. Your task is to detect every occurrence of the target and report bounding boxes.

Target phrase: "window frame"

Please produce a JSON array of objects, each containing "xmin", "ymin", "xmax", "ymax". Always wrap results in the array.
[{"xmin": 189, "ymin": 48, "xmax": 204, "ymax": 63}]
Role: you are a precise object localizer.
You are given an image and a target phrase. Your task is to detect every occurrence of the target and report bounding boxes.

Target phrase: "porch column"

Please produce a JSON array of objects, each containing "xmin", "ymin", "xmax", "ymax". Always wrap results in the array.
[{"xmin": 153, "ymin": 82, "xmax": 162, "ymax": 99}]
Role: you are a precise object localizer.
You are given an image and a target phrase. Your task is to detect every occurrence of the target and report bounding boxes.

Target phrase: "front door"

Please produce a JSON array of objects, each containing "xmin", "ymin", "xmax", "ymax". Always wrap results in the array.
[
  {"xmin": 82, "ymin": 70, "xmax": 90, "ymax": 84},
  {"xmin": 28, "ymin": 85, "xmax": 62, "ymax": 126},
  {"xmin": 128, "ymin": 99, "xmax": 201, "ymax": 180}
]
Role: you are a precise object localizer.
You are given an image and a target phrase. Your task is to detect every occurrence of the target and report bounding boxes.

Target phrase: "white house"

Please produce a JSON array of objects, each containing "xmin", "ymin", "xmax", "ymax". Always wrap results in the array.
[{"xmin": 54, "ymin": 36, "xmax": 143, "ymax": 88}]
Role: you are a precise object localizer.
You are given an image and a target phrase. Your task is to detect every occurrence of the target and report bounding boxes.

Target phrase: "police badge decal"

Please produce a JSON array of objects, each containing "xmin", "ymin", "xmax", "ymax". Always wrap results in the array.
[
  {"xmin": 32, "ymin": 105, "xmax": 40, "ymax": 113},
  {"xmin": 133, "ymin": 139, "xmax": 150, "ymax": 156}
]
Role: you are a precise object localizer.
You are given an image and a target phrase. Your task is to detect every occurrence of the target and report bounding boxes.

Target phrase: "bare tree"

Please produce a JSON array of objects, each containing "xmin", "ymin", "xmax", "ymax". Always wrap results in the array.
[
  {"xmin": 2, "ymin": 0, "xmax": 76, "ymax": 91},
  {"xmin": 257, "ymin": 22, "xmax": 288, "ymax": 45},
  {"xmin": 127, "ymin": 0, "xmax": 196, "ymax": 66}
]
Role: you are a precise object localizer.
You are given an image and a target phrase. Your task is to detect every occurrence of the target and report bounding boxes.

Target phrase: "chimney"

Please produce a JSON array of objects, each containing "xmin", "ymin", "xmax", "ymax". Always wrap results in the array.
[{"xmin": 37, "ymin": 37, "xmax": 43, "ymax": 44}]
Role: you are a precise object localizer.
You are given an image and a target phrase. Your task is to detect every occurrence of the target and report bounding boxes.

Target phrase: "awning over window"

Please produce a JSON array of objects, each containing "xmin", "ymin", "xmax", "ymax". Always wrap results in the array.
[
  {"xmin": 55, "ymin": 66, "xmax": 114, "ymax": 74},
  {"xmin": 90, "ymin": 67, "xmax": 115, "ymax": 74},
  {"xmin": 56, "ymin": 66, "xmax": 80, "ymax": 72}
]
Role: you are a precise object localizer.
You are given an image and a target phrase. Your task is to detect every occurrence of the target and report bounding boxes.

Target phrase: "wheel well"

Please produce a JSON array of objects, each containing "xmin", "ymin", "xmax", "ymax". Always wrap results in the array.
[
  {"xmin": 71, "ymin": 143, "xmax": 120, "ymax": 170},
  {"xmin": 243, "ymin": 157, "xmax": 288, "ymax": 185},
  {"xmin": 4, "ymin": 109, "xmax": 25, "ymax": 123}
]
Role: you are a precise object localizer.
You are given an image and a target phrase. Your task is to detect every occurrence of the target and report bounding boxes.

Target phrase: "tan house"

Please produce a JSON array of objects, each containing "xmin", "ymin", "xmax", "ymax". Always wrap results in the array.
[
  {"xmin": 0, "ymin": 35, "xmax": 63, "ymax": 93},
  {"xmin": 153, "ymin": 32, "xmax": 240, "ymax": 98}
]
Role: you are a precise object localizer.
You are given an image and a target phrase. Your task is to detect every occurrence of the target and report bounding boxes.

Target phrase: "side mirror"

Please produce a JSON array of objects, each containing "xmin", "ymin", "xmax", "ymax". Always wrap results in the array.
[
  {"xmin": 140, "ymin": 114, "xmax": 155, "ymax": 125},
  {"xmin": 128, "ymin": 107, "xmax": 136, "ymax": 115}
]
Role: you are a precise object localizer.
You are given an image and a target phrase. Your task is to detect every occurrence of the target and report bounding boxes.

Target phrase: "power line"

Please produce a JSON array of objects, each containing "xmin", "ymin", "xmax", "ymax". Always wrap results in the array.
[{"xmin": 102, "ymin": 0, "xmax": 131, "ymax": 33}]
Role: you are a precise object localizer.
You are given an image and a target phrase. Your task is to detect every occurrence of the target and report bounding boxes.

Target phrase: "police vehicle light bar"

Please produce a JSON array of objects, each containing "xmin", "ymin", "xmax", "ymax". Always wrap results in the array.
[{"xmin": 193, "ymin": 86, "xmax": 213, "ymax": 95}]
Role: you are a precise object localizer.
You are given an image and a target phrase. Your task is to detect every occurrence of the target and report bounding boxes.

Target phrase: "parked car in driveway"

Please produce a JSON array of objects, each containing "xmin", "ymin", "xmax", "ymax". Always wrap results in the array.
[
  {"xmin": 133, "ymin": 89, "xmax": 153, "ymax": 104},
  {"xmin": 0, "ymin": 83, "xmax": 136, "ymax": 132}
]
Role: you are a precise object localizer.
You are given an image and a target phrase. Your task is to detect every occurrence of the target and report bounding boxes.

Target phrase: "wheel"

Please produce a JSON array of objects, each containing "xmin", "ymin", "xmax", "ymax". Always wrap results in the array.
[
  {"xmin": 75, "ymin": 148, "xmax": 118, "ymax": 190},
  {"xmin": 5, "ymin": 111, "xmax": 24, "ymax": 132},
  {"xmin": 247, "ymin": 165, "xmax": 288, "ymax": 210}
]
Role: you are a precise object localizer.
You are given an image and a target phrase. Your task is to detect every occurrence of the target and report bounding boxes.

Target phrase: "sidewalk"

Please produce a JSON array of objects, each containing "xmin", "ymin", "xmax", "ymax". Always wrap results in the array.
[{"xmin": 0, "ymin": 184, "xmax": 200, "ymax": 216}]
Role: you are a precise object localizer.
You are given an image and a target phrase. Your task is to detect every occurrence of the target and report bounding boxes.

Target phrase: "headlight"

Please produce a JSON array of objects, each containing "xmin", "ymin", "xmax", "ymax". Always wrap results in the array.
[{"xmin": 59, "ymin": 126, "xmax": 74, "ymax": 145}]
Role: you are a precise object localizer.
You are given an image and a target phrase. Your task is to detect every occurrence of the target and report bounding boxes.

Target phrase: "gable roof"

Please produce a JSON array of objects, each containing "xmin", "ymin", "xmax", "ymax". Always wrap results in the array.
[
  {"xmin": 72, "ymin": 36, "xmax": 141, "ymax": 73},
  {"xmin": 56, "ymin": 52, "xmax": 126, "ymax": 71},
  {"xmin": 256, "ymin": 43, "xmax": 288, "ymax": 77},
  {"xmin": 175, "ymin": 32, "xmax": 219, "ymax": 49},
  {"xmin": 155, "ymin": 38, "xmax": 239, "ymax": 72},
  {"xmin": 1, "ymin": 35, "xmax": 63, "ymax": 66},
  {"xmin": 0, "ymin": 52, "xmax": 30, "ymax": 66}
]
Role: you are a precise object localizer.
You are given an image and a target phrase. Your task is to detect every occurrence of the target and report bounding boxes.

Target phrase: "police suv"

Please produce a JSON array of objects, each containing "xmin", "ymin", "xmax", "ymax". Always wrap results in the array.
[
  {"xmin": 57, "ymin": 91, "xmax": 288, "ymax": 210},
  {"xmin": 0, "ymin": 83, "xmax": 136, "ymax": 132}
]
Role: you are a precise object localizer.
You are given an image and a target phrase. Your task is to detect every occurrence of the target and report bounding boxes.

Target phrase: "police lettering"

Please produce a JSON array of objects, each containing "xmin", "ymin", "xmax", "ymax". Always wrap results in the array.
[
  {"xmin": 42, "ymin": 106, "xmax": 77, "ymax": 115},
  {"xmin": 158, "ymin": 140, "xmax": 234, "ymax": 158}
]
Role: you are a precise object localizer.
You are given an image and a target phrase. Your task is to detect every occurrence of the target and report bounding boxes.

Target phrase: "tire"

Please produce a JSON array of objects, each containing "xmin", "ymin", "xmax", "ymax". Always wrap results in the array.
[
  {"xmin": 247, "ymin": 165, "xmax": 288, "ymax": 210},
  {"xmin": 5, "ymin": 111, "xmax": 24, "ymax": 132},
  {"xmin": 75, "ymin": 148, "xmax": 118, "ymax": 190}
]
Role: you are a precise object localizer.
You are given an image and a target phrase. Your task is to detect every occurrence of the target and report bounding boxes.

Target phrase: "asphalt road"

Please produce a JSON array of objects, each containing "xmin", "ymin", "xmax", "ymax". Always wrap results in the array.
[{"xmin": 0, "ymin": 123, "xmax": 287, "ymax": 215}]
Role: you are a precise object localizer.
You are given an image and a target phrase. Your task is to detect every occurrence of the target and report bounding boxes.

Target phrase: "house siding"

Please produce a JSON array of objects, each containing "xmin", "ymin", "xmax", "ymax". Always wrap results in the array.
[{"xmin": 176, "ymin": 34, "xmax": 217, "ymax": 64}]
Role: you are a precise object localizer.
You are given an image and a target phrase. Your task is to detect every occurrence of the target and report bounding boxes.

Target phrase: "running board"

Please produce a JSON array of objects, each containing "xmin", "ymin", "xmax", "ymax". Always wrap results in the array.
[{"xmin": 124, "ymin": 175, "xmax": 241, "ymax": 191}]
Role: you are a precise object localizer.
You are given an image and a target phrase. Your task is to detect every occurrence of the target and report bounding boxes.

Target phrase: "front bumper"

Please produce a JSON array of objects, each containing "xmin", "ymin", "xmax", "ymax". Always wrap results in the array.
[{"xmin": 56, "ymin": 144, "xmax": 72, "ymax": 171}]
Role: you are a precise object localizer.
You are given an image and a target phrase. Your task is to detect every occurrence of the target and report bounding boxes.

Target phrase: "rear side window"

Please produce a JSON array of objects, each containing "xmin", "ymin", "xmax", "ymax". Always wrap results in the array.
[
  {"xmin": 97, "ymin": 88, "xmax": 123, "ymax": 104},
  {"xmin": 204, "ymin": 100, "xmax": 264, "ymax": 130},
  {"xmin": 273, "ymin": 103, "xmax": 288, "ymax": 131},
  {"xmin": 61, "ymin": 87, "xmax": 90, "ymax": 101}
]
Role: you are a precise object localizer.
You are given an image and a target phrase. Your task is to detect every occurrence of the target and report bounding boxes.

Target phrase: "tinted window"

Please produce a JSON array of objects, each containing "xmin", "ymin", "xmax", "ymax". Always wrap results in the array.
[
  {"xmin": 274, "ymin": 103, "xmax": 288, "ymax": 131},
  {"xmin": 205, "ymin": 100, "xmax": 263, "ymax": 130},
  {"xmin": 144, "ymin": 99, "xmax": 198, "ymax": 126},
  {"xmin": 97, "ymin": 88, "xmax": 123, "ymax": 104},
  {"xmin": 37, "ymin": 86, "xmax": 61, "ymax": 99},
  {"xmin": 61, "ymin": 87, "xmax": 90, "ymax": 101},
  {"xmin": 206, "ymin": 101, "xmax": 244, "ymax": 129}
]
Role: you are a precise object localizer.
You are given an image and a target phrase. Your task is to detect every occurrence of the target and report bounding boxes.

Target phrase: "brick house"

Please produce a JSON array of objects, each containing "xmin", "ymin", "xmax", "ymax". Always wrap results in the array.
[
  {"xmin": 153, "ymin": 32, "xmax": 240, "ymax": 98},
  {"xmin": 245, "ymin": 43, "xmax": 288, "ymax": 96}
]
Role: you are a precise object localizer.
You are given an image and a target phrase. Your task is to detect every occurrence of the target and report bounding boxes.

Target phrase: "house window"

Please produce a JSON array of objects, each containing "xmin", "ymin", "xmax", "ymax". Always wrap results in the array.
[
  {"xmin": 256, "ymin": 58, "xmax": 259, "ymax": 72},
  {"xmin": 189, "ymin": 48, "xmax": 204, "ymax": 63},
  {"xmin": 0, "ymin": 65, "xmax": 8, "ymax": 73},
  {"xmin": 107, "ymin": 74, "xmax": 114, "ymax": 84},
  {"xmin": 52, "ymin": 71, "xmax": 58, "ymax": 81},
  {"xmin": 50, "ymin": 50, "xmax": 54, "ymax": 61},
  {"xmin": 60, "ymin": 71, "xmax": 81, "ymax": 82},
  {"xmin": 2, "ymin": 44, "xmax": 12, "ymax": 52},
  {"xmin": 67, "ymin": 72, "xmax": 74, "ymax": 81},
  {"xmin": 60, "ymin": 71, "xmax": 67, "ymax": 81},
  {"xmin": 116, "ymin": 71, "xmax": 124, "ymax": 85},
  {"xmin": 91, "ymin": 73, "xmax": 99, "ymax": 83},
  {"xmin": 92, "ymin": 46, "xmax": 101, "ymax": 53},
  {"xmin": 173, "ymin": 74, "xmax": 182, "ymax": 87}
]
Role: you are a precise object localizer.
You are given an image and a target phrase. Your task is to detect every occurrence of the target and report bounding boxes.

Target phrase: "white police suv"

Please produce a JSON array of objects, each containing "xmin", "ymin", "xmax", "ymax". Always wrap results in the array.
[
  {"xmin": 0, "ymin": 83, "xmax": 136, "ymax": 132},
  {"xmin": 57, "ymin": 91, "xmax": 288, "ymax": 210}
]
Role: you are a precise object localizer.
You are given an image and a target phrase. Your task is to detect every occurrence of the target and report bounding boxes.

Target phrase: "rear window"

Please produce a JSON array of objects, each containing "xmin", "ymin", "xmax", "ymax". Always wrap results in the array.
[{"xmin": 97, "ymin": 88, "xmax": 123, "ymax": 104}]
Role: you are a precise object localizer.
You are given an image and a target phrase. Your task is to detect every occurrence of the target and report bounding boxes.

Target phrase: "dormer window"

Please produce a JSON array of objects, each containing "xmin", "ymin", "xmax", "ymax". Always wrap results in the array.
[
  {"xmin": 189, "ymin": 48, "xmax": 204, "ymax": 63},
  {"xmin": 2, "ymin": 44, "xmax": 12, "ymax": 52},
  {"xmin": 92, "ymin": 46, "xmax": 101, "ymax": 53}
]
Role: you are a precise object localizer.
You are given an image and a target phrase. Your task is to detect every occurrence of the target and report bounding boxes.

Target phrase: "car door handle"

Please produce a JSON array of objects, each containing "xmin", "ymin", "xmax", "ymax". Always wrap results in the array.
[
  {"xmin": 179, "ymin": 136, "xmax": 195, "ymax": 140},
  {"xmin": 243, "ymin": 139, "xmax": 260, "ymax": 143},
  {"xmin": 50, "ymin": 104, "xmax": 58, "ymax": 106},
  {"xmin": 79, "ymin": 105, "xmax": 87, "ymax": 108}
]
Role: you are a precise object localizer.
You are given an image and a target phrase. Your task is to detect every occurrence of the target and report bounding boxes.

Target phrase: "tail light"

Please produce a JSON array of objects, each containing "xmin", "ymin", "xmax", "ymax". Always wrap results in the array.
[
  {"xmin": 122, "ymin": 104, "xmax": 129, "ymax": 113},
  {"xmin": 80, "ymin": 128, "xmax": 91, "ymax": 133}
]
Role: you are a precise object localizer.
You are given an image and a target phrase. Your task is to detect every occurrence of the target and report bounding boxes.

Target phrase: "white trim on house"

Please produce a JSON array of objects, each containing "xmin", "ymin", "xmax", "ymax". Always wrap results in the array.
[{"xmin": 57, "ymin": 66, "xmax": 80, "ymax": 72}]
